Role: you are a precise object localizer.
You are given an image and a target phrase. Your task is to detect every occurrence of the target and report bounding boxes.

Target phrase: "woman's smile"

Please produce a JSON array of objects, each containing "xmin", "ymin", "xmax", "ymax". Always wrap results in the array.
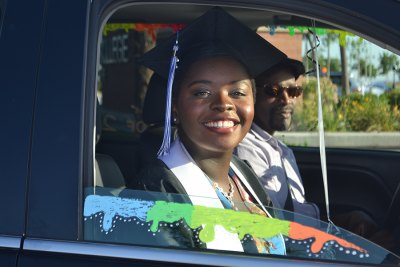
[
  {"xmin": 204, "ymin": 120, "xmax": 236, "ymax": 129},
  {"xmin": 203, "ymin": 119, "xmax": 239, "ymax": 133}
]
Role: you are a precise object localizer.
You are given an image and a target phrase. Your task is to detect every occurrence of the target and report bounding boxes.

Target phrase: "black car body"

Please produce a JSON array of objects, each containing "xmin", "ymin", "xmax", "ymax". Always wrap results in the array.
[{"xmin": 1, "ymin": 1, "xmax": 400, "ymax": 266}]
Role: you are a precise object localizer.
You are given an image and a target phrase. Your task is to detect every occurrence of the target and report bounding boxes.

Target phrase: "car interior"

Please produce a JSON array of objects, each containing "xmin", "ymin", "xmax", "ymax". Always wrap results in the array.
[{"xmin": 90, "ymin": 2, "xmax": 400, "ymax": 258}]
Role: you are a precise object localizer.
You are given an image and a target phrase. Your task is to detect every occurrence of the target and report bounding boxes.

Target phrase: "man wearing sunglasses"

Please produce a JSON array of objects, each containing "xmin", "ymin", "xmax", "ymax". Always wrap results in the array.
[
  {"xmin": 235, "ymin": 58, "xmax": 398, "ymax": 249},
  {"xmin": 234, "ymin": 58, "xmax": 320, "ymax": 220}
]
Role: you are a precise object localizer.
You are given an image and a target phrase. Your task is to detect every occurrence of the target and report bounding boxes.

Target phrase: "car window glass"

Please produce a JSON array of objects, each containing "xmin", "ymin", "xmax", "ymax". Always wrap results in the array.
[
  {"xmin": 87, "ymin": 4, "xmax": 400, "ymax": 265},
  {"xmin": 273, "ymin": 28, "xmax": 400, "ymax": 150},
  {"xmin": 84, "ymin": 187, "xmax": 399, "ymax": 265}
]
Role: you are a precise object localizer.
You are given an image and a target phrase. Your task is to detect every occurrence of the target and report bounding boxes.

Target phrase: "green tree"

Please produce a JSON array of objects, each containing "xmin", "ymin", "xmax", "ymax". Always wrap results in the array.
[
  {"xmin": 318, "ymin": 57, "xmax": 341, "ymax": 73},
  {"xmin": 349, "ymin": 38, "xmax": 367, "ymax": 76},
  {"xmin": 359, "ymin": 59, "xmax": 378, "ymax": 77},
  {"xmin": 329, "ymin": 58, "xmax": 341, "ymax": 72},
  {"xmin": 380, "ymin": 52, "xmax": 399, "ymax": 75},
  {"xmin": 322, "ymin": 33, "xmax": 338, "ymax": 77},
  {"xmin": 293, "ymin": 78, "xmax": 400, "ymax": 132}
]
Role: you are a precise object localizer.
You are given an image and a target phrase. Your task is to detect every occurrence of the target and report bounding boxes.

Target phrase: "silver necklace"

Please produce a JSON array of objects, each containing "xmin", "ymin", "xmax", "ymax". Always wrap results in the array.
[{"xmin": 211, "ymin": 177, "xmax": 235, "ymax": 205}]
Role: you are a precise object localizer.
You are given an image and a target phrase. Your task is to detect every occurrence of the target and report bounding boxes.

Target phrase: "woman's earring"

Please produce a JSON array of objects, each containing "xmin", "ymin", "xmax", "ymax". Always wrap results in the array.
[{"xmin": 173, "ymin": 117, "xmax": 178, "ymax": 124}]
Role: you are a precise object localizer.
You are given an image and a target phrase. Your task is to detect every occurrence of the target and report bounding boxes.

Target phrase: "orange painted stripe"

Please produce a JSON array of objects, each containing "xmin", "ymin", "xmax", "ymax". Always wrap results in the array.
[{"xmin": 289, "ymin": 222, "xmax": 367, "ymax": 254}]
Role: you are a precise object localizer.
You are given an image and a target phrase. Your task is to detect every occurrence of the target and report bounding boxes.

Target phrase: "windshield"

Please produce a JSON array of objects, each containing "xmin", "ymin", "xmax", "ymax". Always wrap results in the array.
[{"xmin": 84, "ymin": 188, "xmax": 399, "ymax": 265}]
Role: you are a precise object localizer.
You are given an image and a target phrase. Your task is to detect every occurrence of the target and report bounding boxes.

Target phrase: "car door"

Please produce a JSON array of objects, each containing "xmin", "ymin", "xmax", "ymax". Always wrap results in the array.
[
  {"xmin": 293, "ymin": 147, "xmax": 400, "ymax": 224},
  {"xmin": 15, "ymin": 0, "xmax": 93, "ymax": 266},
  {"xmin": 0, "ymin": 0, "xmax": 46, "ymax": 266}
]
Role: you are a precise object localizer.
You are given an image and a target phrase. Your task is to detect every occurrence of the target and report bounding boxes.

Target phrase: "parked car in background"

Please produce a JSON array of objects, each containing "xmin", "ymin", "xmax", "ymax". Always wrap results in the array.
[
  {"xmin": 325, "ymin": 72, "xmax": 365, "ymax": 96},
  {"xmin": 366, "ymin": 81, "xmax": 392, "ymax": 96},
  {"xmin": 1, "ymin": 1, "xmax": 400, "ymax": 267}
]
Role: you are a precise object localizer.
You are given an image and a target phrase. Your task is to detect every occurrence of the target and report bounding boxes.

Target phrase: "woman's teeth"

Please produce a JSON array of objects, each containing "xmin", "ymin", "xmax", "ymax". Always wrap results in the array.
[{"xmin": 204, "ymin": 121, "xmax": 235, "ymax": 128}]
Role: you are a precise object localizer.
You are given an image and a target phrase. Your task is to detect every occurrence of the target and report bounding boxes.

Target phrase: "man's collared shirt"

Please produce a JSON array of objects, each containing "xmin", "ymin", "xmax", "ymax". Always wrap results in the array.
[{"xmin": 235, "ymin": 123, "xmax": 320, "ymax": 220}]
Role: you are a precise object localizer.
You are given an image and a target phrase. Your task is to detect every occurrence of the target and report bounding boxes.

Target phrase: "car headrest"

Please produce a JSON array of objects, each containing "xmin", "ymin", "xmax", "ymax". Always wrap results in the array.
[{"xmin": 142, "ymin": 73, "xmax": 168, "ymax": 126}]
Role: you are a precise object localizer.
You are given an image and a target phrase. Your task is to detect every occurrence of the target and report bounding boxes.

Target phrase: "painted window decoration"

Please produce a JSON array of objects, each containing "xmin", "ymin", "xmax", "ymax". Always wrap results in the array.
[{"xmin": 84, "ymin": 189, "xmax": 395, "ymax": 265}]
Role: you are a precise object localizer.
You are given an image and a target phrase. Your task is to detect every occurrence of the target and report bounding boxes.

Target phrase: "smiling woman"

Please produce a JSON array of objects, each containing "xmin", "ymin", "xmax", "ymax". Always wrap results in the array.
[{"xmin": 126, "ymin": 7, "xmax": 288, "ymax": 254}]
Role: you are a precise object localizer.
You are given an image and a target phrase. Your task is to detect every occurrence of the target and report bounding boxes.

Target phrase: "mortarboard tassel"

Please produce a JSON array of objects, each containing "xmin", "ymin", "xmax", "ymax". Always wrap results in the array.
[{"xmin": 157, "ymin": 32, "xmax": 179, "ymax": 157}]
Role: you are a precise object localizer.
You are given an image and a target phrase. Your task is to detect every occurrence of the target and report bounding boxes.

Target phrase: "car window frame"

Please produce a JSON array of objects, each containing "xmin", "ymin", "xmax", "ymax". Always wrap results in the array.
[{"xmin": 79, "ymin": 1, "xmax": 400, "ymax": 264}]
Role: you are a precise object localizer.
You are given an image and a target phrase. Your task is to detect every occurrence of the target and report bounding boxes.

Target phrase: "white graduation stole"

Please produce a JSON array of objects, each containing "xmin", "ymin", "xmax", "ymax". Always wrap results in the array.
[
  {"xmin": 159, "ymin": 139, "xmax": 243, "ymax": 251},
  {"xmin": 159, "ymin": 139, "xmax": 285, "ymax": 254}
]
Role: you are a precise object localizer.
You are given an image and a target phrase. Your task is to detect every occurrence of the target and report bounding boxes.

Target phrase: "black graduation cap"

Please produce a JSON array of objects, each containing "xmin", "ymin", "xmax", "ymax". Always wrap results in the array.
[{"xmin": 140, "ymin": 6, "xmax": 287, "ymax": 79}]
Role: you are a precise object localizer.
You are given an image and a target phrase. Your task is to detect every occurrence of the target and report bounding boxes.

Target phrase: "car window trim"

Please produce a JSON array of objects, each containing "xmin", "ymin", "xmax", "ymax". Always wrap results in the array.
[
  {"xmin": 0, "ymin": 235, "xmax": 21, "ymax": 249},
  {"xmin": 23, "ymin": 238, "xmax": 353, "ymax": 267}
]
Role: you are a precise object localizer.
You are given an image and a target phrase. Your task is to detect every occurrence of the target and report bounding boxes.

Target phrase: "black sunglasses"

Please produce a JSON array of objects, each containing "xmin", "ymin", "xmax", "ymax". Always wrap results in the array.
[{"xmin": 259, "ymin": 84, "xmax": 303, "ymax": 98}]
